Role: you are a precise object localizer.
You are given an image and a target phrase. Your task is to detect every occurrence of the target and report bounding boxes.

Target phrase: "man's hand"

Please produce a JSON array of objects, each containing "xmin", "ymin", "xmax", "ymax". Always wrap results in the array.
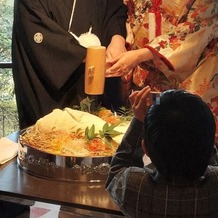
[
  {"xmin": 106, "ymin": 35, "xmax": 126, "ymax": 60},
  {"xmin": 129, "ymin": 86, "xmax": 152, "ymax": 122}
]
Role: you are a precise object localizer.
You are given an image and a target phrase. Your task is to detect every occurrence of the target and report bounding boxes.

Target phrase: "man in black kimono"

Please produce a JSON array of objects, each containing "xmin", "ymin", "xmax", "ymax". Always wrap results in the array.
[{"xmin": 12, "ymin": 0, "xmax": 128, "ymax": 129}]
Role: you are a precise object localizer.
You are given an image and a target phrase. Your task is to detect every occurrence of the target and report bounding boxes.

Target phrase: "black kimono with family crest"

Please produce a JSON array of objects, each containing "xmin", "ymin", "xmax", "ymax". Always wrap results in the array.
[{"xmin": 12, "ymin": 0, "xmax": 127, "ymax": 129}]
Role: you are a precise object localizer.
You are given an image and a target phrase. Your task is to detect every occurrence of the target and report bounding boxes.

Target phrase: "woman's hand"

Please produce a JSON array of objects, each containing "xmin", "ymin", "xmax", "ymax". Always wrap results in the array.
[
  {"xmin": 129, "ymin": 86, "xmax": 152, "ymax": 122},
  {"xmin": 105, "ymin": 48, "xmax": 154, "ymax": 77}
]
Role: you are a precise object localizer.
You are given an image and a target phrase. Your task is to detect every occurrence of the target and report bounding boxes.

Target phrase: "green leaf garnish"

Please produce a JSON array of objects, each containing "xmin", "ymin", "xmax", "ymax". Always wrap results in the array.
[
  {"xmin": 99, "ymin": 122, "xmax": 122, "ymax": 138},
  {"xmin": 85, "ymin": 125, "xmax": 98, "ymax": 141}
]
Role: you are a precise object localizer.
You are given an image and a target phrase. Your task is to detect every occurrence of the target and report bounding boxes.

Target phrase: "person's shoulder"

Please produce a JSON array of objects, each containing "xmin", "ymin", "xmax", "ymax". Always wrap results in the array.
[
  {"xmin": 205, "ymin": 165, "xmax": 218, "ymax": 185},
  {"xmin": 206, "ymin": 165, "xmax": 218, "ymax": 176},
  {"xmin": 124, "ymin": 166, "xmax": 156, "ymax": 187}
]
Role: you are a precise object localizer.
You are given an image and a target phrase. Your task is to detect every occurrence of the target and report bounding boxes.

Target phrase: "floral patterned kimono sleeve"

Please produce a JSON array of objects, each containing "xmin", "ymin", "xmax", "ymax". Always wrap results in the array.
[{"xmin": 144, "ymin": 0, "xmax": 218, "ymax": 81}]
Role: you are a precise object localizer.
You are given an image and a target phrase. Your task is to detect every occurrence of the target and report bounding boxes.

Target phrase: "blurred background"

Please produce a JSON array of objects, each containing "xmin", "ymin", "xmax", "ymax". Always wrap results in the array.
[{"xmin": 0, "ymin": 0, "xmax": 19, "ymax": 137}]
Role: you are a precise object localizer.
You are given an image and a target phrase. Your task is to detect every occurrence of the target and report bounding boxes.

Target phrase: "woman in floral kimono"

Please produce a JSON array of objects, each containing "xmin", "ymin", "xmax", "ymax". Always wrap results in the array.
[{"xmin": 106, "ymin": 0, "xmax": 218, "ymax": 146}]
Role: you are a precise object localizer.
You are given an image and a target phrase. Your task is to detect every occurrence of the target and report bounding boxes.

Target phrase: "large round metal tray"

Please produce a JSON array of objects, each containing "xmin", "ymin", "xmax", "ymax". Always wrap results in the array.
[{"xmin": 17, "ymin": 130, "xmax": 112, "ymax": 183}]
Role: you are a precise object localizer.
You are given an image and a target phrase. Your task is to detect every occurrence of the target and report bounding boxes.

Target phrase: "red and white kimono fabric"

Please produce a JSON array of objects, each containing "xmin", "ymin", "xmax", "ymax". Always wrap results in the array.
[{"xmin": 125, "ymin": 0, "xmax": 218, "ymax": 145}]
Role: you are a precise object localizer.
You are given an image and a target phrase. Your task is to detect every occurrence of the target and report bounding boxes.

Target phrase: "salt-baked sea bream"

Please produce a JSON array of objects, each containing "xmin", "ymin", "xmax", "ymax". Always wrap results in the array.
[{"xmin": 20, "ymin": 108, "xmax": 129, "ymax": 157}]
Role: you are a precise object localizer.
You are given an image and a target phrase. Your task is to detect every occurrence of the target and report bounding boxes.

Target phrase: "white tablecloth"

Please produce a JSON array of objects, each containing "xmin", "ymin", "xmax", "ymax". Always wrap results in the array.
[{"xmin": 0, "ymin": 137, "xmax": 18, "ymax": 165}]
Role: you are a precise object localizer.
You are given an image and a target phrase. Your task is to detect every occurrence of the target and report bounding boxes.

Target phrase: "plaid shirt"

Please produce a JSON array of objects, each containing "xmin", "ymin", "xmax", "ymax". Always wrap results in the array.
[{"xmin": 106, "ymin": 118, "xmax": 218, "ymax": 218}]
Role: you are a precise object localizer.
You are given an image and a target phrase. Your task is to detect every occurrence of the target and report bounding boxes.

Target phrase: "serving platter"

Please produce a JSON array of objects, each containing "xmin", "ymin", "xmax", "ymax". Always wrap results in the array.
[
  {"xmin": 16, "ymin": 106, "xmax": 131, "ymax": 183},
  {"xmin": 17, "ymin": 130, "xmax": 112, "ymax": 183}
]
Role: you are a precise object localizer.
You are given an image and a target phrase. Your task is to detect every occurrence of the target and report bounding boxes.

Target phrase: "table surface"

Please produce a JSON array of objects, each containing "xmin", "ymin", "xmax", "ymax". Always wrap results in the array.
[
  {"xmin": 0, "ymin": 132, "xmax": 123, "ymax": 216},
  {"xmin": 0, "ymin": 159, "xmax": 122, "ymax": 215}
]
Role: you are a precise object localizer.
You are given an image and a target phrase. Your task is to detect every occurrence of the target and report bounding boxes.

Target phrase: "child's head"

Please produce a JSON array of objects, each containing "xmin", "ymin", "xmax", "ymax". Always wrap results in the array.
[{"xmin": 143, "ymin": 89, "xmax": 216, "ymax": 181}]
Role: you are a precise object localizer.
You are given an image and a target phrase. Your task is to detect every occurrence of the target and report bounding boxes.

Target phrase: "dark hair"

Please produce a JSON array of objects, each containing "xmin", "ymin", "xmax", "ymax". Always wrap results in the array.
[{"xmin": 144, "ymin": 89, "xmax": 216, "ymax": 181}]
